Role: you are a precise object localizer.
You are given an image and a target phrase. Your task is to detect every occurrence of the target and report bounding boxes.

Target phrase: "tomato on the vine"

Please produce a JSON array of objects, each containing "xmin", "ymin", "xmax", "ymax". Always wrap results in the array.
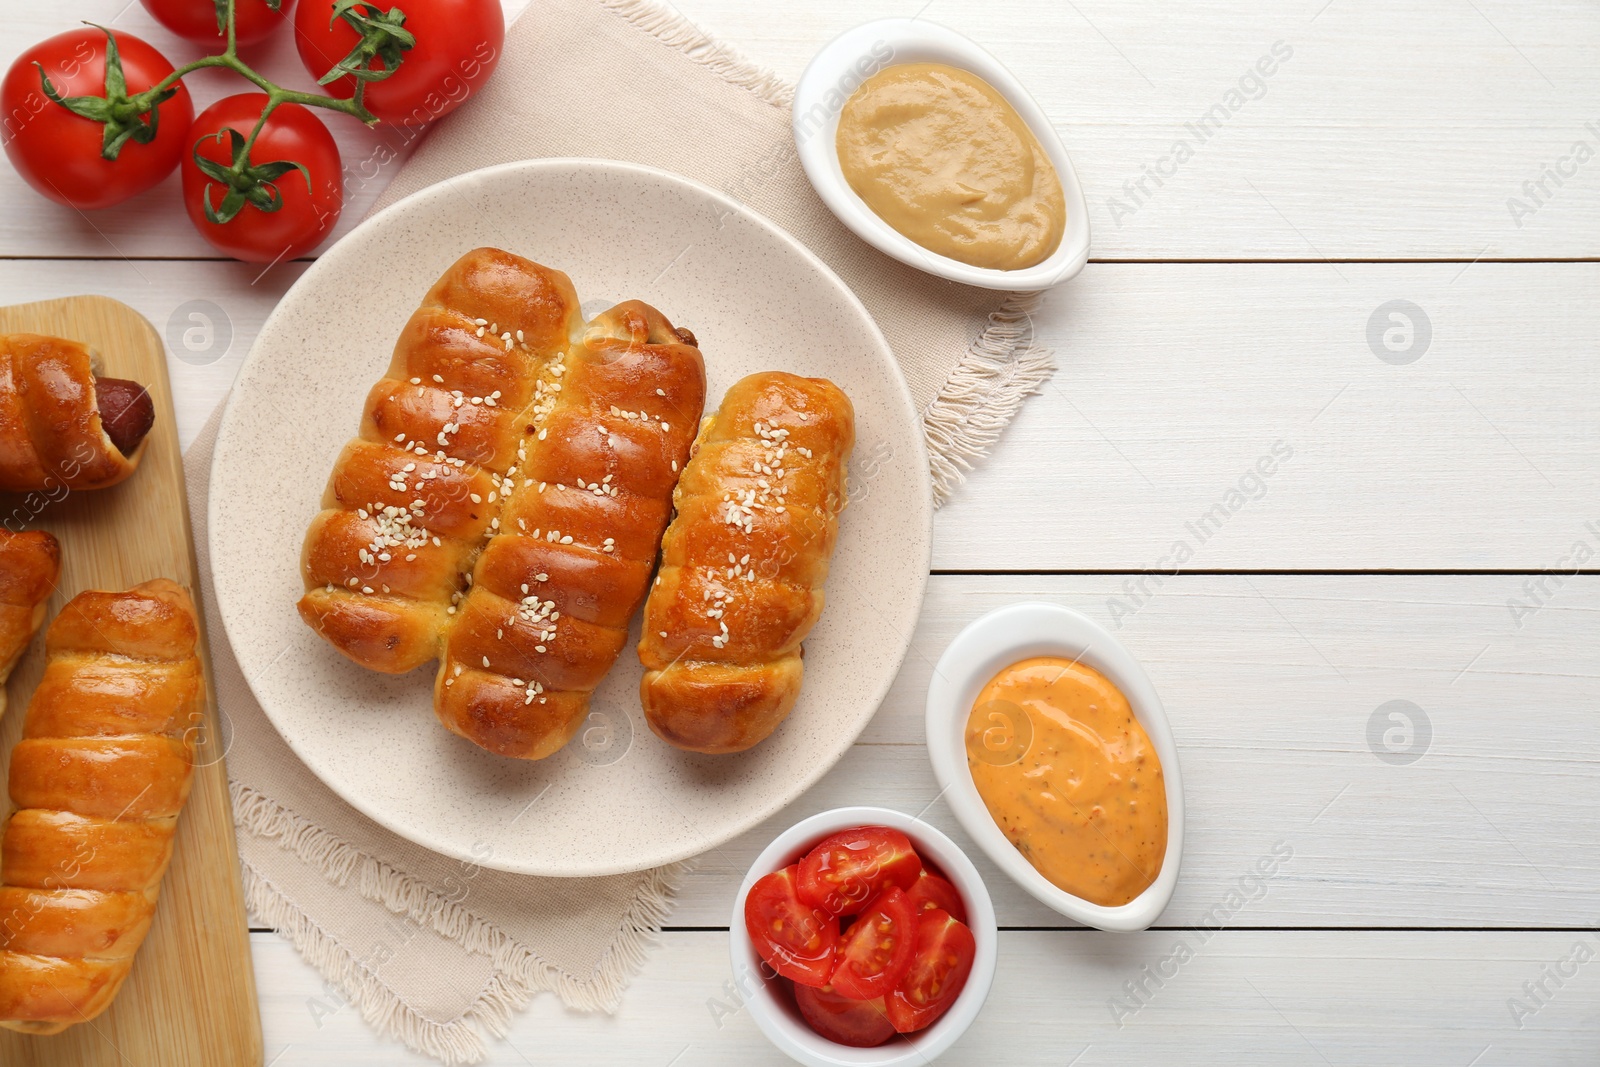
[
  {"xmin": 292, "ymin": 0, "xmax": 503, "ymax": 126},
  {"xmin": 1, "ymin": 28, "xmax": 193, "ymax": 210},
  {"xmin": 141, "ymin": 0, "xmax": 298, "ymax": 48},
  {"xmin": 180, "ymin": 93, "xmax": 342, "ymax": 263}
]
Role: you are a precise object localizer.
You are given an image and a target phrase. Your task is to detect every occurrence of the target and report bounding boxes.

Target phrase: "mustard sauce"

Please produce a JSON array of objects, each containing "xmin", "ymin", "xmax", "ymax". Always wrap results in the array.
[
  {"xmin": 835, "ymin": 63, "xmax": 1066, "ymax": 270},
  {"xmin": 965, "ymin": 656, "xmax": 1166, "ymax": 906}
]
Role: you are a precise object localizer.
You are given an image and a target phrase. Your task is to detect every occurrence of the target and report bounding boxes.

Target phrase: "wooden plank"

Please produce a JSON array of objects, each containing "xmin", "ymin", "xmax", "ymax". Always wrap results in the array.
[
  {"xmin": 0, "ymin": 258, "xmax": 1594, "ymax": 573},
  {"xmin": 0, "ymin": 297, "xmax": 261, "ymax": 1066},
  {"xmin": 659, "ymin": 574, "xmax": 1600, "ymax": 929},
  {"xmin": 933, "ymin": 261, "xmax": 1600, "ymax": 570},
  {"xmin": 2, "ymin": 0, "xmax": 1598, "ymax": 258},
  {"xmin": 248, "ymin": 929, "xmax": 1600, "ymax": 1065}
]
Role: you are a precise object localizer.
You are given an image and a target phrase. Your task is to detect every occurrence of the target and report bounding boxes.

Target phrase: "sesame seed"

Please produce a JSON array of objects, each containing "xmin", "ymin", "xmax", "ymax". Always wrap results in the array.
[
  {"xmin": 432, "ymin": 374, "xmax": 444, "ymax": 383},
  {"xmin": 409, "ymin": 377, "xmax": 421, "ymax": 385},
  {"xmin": 482, "ymin": 656, "xmax": 490, "ymax": 667}
]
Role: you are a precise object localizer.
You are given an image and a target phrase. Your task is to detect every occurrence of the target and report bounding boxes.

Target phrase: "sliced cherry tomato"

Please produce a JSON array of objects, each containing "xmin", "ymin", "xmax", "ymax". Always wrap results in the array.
[
  {"xmin": 141, "ymin": 0, "xmax": 297, "ymax": 48},
  {"xmin": 180, "ymin": 93, "xmax": 343, "ymax": 263},
  {"xmin": 905, "ymin": 868, "xmax": 967, "ymax": 925},
  {"xmin": 886, "ymin": 909, "xmax": 976, "ymax": 1034},
  {"xmin": 792, "ymin": 983, "xmax": 895, "ymax": 1049},
  {"xmin": 797, "ymin": 826, "xmax": 922, "ymax": 916},
  {"xmin": 1, "ymin": 29, "xmax": 193, "ymax": 209},
  {"xmin": 828, "ymin": 886, "xmax": 916, "ymax": 1000},
  {"xmin": 293, "ymin": 0, "xmax": 503, "ymax": 126},
  {"xmin": 743, "ymin": 865, "xmax": 838, "ymax": 987}
]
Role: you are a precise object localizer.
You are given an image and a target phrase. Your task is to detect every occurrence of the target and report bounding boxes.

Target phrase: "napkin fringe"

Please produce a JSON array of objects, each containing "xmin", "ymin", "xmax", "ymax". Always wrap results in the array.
[
  {"xmin": 242, "ymin": 861, "xmax": 494, "ymax": 1064},
  {"xmin": 923, "ymin": 289, "xmax": 1056, "ymax": 504},
  {"xmin": 233, "ymin": 782, "xmax": 690, "ymax": 1063},
  {"xmin": 599, "ymin": 0, "xmax": 794, "ymax": 108}
]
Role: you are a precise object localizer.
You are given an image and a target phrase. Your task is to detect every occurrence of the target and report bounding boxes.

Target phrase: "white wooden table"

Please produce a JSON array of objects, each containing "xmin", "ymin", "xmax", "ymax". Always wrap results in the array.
[{"xmin": 5, "ymin": 0, "xmax": 1598, "ymax": 1062}]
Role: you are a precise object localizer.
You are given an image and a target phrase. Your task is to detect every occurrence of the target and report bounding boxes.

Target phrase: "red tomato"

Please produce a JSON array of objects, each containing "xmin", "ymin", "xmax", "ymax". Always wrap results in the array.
[
  {"xmin": 792, "ymin": 983, "xmax": 895, "ymax": 1049},
  {"xmin": 797, "ymin": 826, "xmax": 922, "ymax": 916},
  {"xmin": 828, "ymin": 887, "xmax": 916, "ymax": 1000},
  {"xmin": 292, "ymin": 0, "xmax": 503, "ymax": 126},
  {"xmin": 905, "ymin": 869, "xmax": 967, "ymax": 925},
  {"xmin": 180, "ymin": 93, "xmax": 343, "ymax": 263},
  {"xmin": 141, "ymin": 0, "xmax": 297, "ymax": 47},
  {"xmin": 1, "ymin": 29, "xmax": 193, "ymax": 209},
  {"xmin": 743, "ymin": 865, "xmax": 838, "ymax": 987},
  {"xmin": 886, "ymin": 910, "xmax": 976, "ymax": 1034}
]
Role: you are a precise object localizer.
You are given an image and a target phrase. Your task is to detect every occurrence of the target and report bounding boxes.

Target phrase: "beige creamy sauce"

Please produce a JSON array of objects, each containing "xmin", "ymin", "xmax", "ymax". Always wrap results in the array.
[{"xmin": 835, "ymin": 63, "xmax": 1066, "ymax": 270}]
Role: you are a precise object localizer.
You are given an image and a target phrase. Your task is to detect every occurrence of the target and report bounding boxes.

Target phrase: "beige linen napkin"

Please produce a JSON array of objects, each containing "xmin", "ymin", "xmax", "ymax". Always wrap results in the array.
[
  {"xmin": 198, "ymin": 3, "xmax": 1056, "ymax": 1063},
  {"xmin": 186, "ymin": 410, "xmax": 681, "ymax": 1066},
  {"xmin": 374, "ymin": 0, "xmax": 1056, "ymax": 502}
]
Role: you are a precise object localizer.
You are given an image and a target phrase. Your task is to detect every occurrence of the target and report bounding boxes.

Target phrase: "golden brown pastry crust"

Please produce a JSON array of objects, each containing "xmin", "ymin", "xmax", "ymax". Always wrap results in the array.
[
  {"xmin": 0, "ymin": 334, "xmax": 147, "ymax": 492},
  {"xmin": 0, "ymin": 579, "xmax": 202, "ymax": 1034},
  {"xmin": 435, "ymin": 301, "xmax": 706, "ymax": 759},
  {"xmin": 298, "ymin": 248, "xmax": 583, "ymax": 673},
  {"xmin": 638, "ymin": 371, "xmax": 854, "ymax": 754},
  {"xmin": 0, "ymin": 531, "xmax": 59, "ymax": 691}
]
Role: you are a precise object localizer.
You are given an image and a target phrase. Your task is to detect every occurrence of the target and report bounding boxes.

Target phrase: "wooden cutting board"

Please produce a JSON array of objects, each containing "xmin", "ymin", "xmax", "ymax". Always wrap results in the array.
[{"xmin": 0, "ymin": 296, "xmax": 263, "ymax": 1066}]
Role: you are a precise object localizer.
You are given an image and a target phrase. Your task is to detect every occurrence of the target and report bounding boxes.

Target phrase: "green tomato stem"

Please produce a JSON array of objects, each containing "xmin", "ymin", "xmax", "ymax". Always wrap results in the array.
[{"xmin": 133, "ymin": 0, "xmax": 380, "ymax": 127}]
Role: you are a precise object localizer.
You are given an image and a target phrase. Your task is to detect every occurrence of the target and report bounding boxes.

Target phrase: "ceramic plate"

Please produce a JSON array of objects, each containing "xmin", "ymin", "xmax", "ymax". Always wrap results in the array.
[{"xmin": 210, "ymin": 159, "xmax": 932, "ymax": 877}]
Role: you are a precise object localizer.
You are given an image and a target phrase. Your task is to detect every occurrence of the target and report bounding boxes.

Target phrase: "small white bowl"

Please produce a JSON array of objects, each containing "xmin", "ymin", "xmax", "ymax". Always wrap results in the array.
[
  {"xmin": 793, "ymin": 18, "xmax": 1090, "ymax": 291},
  {"xmin": 728, "ymin": 806, "xmax": 998, "ymax": 1067},
  {"xmin": 925, "ymin": 603, "xmax": 1184, "ymax": 932}
]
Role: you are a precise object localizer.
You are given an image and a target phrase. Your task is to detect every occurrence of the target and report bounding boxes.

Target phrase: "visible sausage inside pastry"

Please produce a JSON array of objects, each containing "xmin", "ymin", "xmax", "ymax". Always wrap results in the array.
[{"xmin": 0, "ymin": 334, "xmax": 154, "ymax": 492}]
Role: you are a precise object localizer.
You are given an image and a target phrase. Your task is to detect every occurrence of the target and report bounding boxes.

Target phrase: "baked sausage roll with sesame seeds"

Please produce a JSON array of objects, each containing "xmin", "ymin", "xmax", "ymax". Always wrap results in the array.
[
  {"xmin": 298, "ymin": 248, "xmax": 583, "ymax": 673},
  {"xmin": 434, "ymin": 301, "xmax": 705, "ymax": 759},
  {"xmin": 637, "ymin": 371, "xmax": 854, "ymax": 755}
]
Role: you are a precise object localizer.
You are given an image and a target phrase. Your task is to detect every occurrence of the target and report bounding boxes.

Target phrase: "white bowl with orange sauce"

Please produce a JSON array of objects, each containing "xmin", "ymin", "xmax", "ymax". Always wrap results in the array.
[
  {"xmin": 925, "ymin": 602, "xmax": 1184, "ymax": 932},
  {"xmin": 793, "ymin": 18, "xmax": 1091, "ymax": 291}
]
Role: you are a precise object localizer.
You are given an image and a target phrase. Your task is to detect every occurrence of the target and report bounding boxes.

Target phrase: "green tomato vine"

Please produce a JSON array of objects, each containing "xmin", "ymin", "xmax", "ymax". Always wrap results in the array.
[{"xmin": 37, "ymin": 0, "xmax": 412, "ymax": 222}]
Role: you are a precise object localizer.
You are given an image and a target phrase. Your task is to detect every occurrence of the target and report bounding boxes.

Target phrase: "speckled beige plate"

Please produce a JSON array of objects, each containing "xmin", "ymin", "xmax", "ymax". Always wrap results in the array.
[{"xmin": 210, "ymin": 159, "xmax": 932, "ymax": 877}]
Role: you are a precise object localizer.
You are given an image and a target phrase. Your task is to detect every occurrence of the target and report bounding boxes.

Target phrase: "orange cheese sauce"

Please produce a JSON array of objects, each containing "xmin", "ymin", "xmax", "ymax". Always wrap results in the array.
[{"xmin": 965, "ymin": 656, "xmax": 1166, "ymax": 907}]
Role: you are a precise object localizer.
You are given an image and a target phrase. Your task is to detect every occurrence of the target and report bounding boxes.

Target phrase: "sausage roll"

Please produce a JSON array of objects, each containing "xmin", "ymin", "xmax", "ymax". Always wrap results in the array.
[
  {"xmin": 435, "ymin": 301, "xmax": 706, "ymax": 759},
  {"xmin": 298, "ymin": 248, "xmax": 583, "ymax": 673},
  {"xmin": 637, "ymin": 371, "xmax": 854, "ymax": 754},
  {"xmin": 0, "ymin": 530, "xmax": 59, "ymax": 695},
  {"xmin": 0, "ymin": 334, "xmax": 154, "ymax": 492},
  {"xmin": 0, "ymin": 580, "xmax": 203, "ymax": 1034}
]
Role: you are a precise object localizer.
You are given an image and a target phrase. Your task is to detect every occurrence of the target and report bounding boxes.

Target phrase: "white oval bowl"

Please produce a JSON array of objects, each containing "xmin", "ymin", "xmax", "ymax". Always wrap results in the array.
[
  {"xmin": 925, "ymin": 603, "xmax": 1184, "ymax": 932},
  {"xmin": 793, "ymin": 18, "xmax": 1090, "ymax": 291},
  {"xmin": 728, "ymin": 806, "xmax": 997, "ymax": 1067}
]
